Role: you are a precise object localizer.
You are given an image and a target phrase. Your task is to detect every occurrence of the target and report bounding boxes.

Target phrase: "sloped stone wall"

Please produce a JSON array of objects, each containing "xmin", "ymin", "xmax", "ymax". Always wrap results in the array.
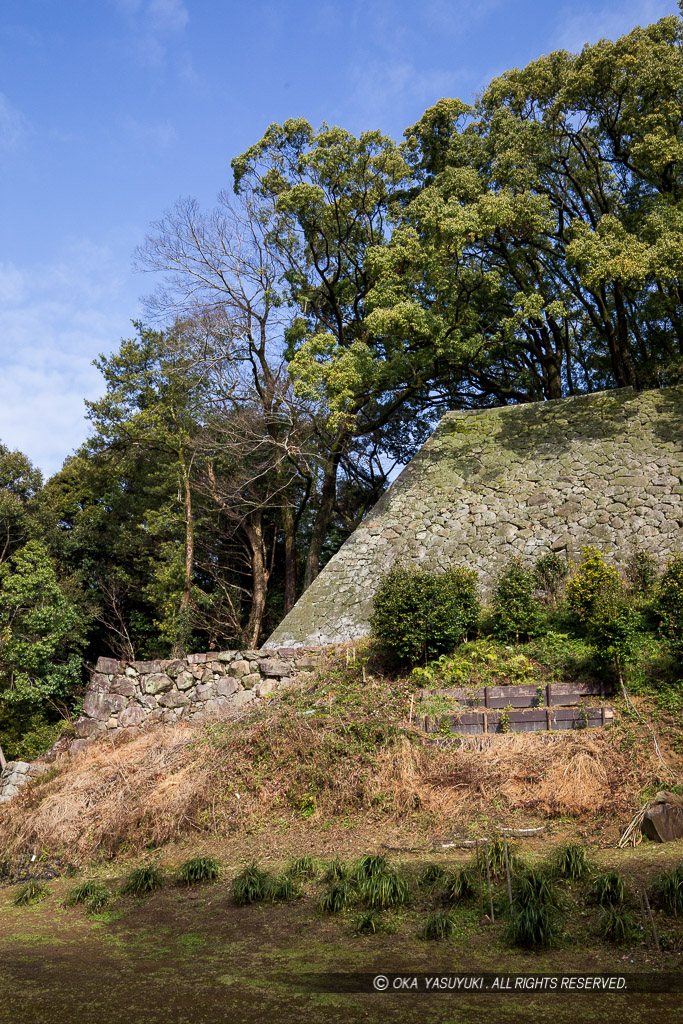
[
  {"xmin": 0, "ymin": 760, "xmax": 49, "ymax": 804},
  {"xmin": 68, "ymin": 647, "xmax": 321, "ymax": 753},
  {"xmin": 267, "ymin": 386, "xmax": 683, "ymax": 648}
]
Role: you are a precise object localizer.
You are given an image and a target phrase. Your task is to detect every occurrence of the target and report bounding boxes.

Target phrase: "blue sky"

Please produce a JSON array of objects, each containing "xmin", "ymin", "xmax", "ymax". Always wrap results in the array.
[{"xmin": 0, "ymin": 0, "xmax": 678, "ymax": 477}]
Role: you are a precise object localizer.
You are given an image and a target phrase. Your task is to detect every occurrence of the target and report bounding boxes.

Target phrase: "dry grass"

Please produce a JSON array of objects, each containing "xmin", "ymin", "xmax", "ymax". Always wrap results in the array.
[{"xmin": 0, "ymin": 712, "xmax": 667, "ymax": 863}]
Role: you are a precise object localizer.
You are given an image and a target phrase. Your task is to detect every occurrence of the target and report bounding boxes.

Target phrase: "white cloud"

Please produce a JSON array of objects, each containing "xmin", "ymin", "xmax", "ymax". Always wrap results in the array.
[
  {"xmin": 555, "ymin": 0, "xmax": 674, "ymax": 52},
  {"xmin": 0, "ymin": 93, "xmax": 29, "ymax": 151},
  {"xmin": 0, "ymin": 238, "xmax": 143, "ymax": 478},
  {"xmin": 348, "ymin": 60, "xmax": 470, "ymax": 132},
  {"xmin": 114, "ymin": 0, "xmax": 189, "ymax": 66}
]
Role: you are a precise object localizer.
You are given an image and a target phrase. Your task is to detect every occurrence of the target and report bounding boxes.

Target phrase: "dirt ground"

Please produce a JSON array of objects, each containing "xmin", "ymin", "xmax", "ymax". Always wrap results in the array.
[{"xmin": 1, "ymin": 836, "xmax": 682, "ymax": 1024}]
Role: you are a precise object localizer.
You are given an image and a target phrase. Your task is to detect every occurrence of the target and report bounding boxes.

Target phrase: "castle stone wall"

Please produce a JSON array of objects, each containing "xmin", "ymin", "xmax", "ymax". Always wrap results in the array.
[{"xmin": 267, "ymin": 386, "xmax": 683, "ymax": 648}]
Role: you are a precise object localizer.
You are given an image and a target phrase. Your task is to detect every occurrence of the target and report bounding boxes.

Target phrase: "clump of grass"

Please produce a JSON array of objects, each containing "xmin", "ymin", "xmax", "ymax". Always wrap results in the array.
[
  {"xmin": 323, "ymin": 857, "xmax": 349, "ymax": 883},
  {"xmin": 359, "ymin": 868, "xmax": 408, "ymax": 911},
  {"xmin": 352, "ymin": 854, "xmax": 389, "ymax": 882},
  {"xmin": 64, "ymin": 881, "xmax": 110, "ymax": 913},
  {"xmin": 354, "ymin": 910, "xmax": 396, "ymax": 935},
  {"xmin": 589, "ymin": 871, "xmax": 626, "ymax": 907},
  {"xmin": 441, "ymin": 867, "xmax": 477, "ymax": 905},
  {"xmin": 420, "ymin": 863, "xmax": 447, "ymax": 888},
  {"xmin": 231, "ymin": 861, "xmax": 269, "ymax": 906},
  {"xmin": 419, "ymin": 909, "xmax": 458, "ymax": 940},
  {"xmin": 268, "ymin": 873, "xmax": 303, "ymax": 902},
  {"xmin": 650, "ymin": 865, "xmax": 683, "ymax": 915},
  {"xmin": 121, "ymin": 865, "xmax": 163, "ymax": 897},
  {"xmin": 505, "ymin": 867, "xmax": 560, "ymax": 948},
  {"xmin": 177, "ymin": 857, "xmax": 221, "ymax": 886},
  {"xmin": 13, "ymin": 881, "xmax": 48, "ymax": 906},
  {"xmin": 318, "ymin": 880, "xmax": 356, "ymax": 915},
  {"xmin": 287, "ymin": 855, "xmax": 319, "ymax": 879},
  {"xmin": 599, "ymin": 905, "xmax": 638, "ymax": 944},
  {"xmin": 477, "ymin": 837, "xmax": 518, "ymax": 880},
  {"xmin": 553, "ymin": 844, "xmax": 590, "ymax": 881}
]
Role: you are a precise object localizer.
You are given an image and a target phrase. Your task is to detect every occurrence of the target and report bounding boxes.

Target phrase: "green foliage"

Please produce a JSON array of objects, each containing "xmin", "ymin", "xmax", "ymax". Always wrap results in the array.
[
  {"xmin": 598, "ymin": 905, "xmax": 638, "ymax": 944},
  {"xmin": 357, "ymin": 867, "xmax": 408, "ymax": 911},
  {"xmin": 176, "ymin": 857, "xmax": 221, "ymax": 886},
  {"xmin": 65, "ymin": 881, "xmax": 110, "ymax": 913},
  {"xmin": 318, "ymin": 880, "xmax": 355, "ymax": 915},
  {"xmin": 420, "ymin": 863, "xmax": 447, "ymax": 888},
  {"xmin": 441, "ymin": 867, "xmax": 478, "ymax": 904},
  {"xmin": 553, "ymin": 844, "xmax": 590, "ymax": 881},
  {"xmin": 585, "ymin": 586, "xmax": 642, "ymax": 675},
  {"xmin": 323, "ymin": 857, "xmax": 349, "ymax": 884},
  {"xmin": 477, "ymin": 837, "xmax": 517, "ymax": 880},
  {"xmin": 589, "ymin": 871, "xmax": 627, "ymax": 907},
  {"xmin": 419, "ymin": 909, "xmax": 458, "ymax": 940},
  {"xmin": 566, "ymin": 548, "xmax": 622, "ymax": 620},
  {"xmin": 413, "ymin": 639, "xmax": 535, "ymax": 688},
  {"xmin": 13, "ymin": 881, "xmax": 48, "ymax": 906},
  {"xmin": 657, "ymin": 554, "xmax": 683, "ymax": 656},
  {"xmin": 491, "ymin": 558, "xmax": 543, "ymax": 640},
  {"xmin": 287, "ymin": 855, "xmax": 320, "ymax": 879},
  {"xmin": 121, "ymin": 865, "xmax": 164, "ymax": 897},
  {"xmin": 505, "ymin": 868, "xmax": 560, "ymax": 948},
  {"xmin": 650, "ymin": 864, "xmax": 683, "ymax": 914},
  {"xmin": 534, "ymin": 552, "xmax": 568, "ymax": 604},
  {"xmin": 370, "ymin": 564, "xmax": 479, "ymax": 666},
  {"xmin": 268, "ymin": 873, "xmax": 303, "ymax": 902},
  {"xmin": 353, "ymin": 910, "xmax": 396, "ymax": 935},
  {"xmin": 625, "ymin": 551, "xmax": 659, "ymax": 597},
  {"xmin": 232, "ymin": 862, "xmax": 269, "ymax": 906}
]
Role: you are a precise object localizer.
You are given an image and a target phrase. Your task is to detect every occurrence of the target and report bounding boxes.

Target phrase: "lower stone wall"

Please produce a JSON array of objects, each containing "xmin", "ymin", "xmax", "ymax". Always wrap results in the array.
[
  {"xmin": 0, "ymin": 760, "xmax": 49, "ymax": 804},
  {"xmin": 70, "ymin": 646, "xmax": 322, "ymax": 753}
]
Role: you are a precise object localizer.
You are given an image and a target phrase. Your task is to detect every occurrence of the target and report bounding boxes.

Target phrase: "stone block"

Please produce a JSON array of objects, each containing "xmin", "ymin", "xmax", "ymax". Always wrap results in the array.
[
  {"xmin": 165, "ymin": 659, "xmax": 186, "ymax": 678},
  {"xmin": 176, "ymin": 671, "xmax": 195, "ymax": 690},
  {"xmin": 187, "ymin": 653, "xmax": 208, "ymax": 664},
  {"xmin": 95, "ymin": 657, "xmax": 120, "ymax": 675},
  {"xmin": 642, "ymin": 792, "xmax": 683, "ymax": 843},
  {"xmin": 216, "ymin": 651, "xmax": 236, "ymax": 662},
  {"xmin": 73, "ymin": 717, "xmax": 101, "ymax": 739},
  {"xmin": 119, "ymin": 705, "xmax": 147, "ymax": 728},
  {"xmin": 89, "ymin": 672, "xmax": 112, "ymax": 692},
  {"xmin": 134, "ymin": 660, "xmax": 163, "ymax": 674},
  {"xmin": 216, "ymin": 677, "xmax": 238, "ymax": 697},
  {"xmin": 110, "ymin": 677, "xmax": 136, "ymax": 697},
  {"xmin": 83, "ymin": 691, "xmax": 126, "ymax": 721},
  {"xmin": 69, "ymin": 739, "xmax": 90, "ymax": 755},
  {"xmin": 259, "ymin": 659, "xmax": 291, "ymax": 678},
  {"xmin": 231, "ymin": 689, "xmax": 255, "ymax": 707},
  {"xmin": 158, "ymin": 691, "xmax": 190, "ymax": 709},
  {"xmin": 12, "ymin": 761, "xmax": 30, "ymax": 774},
  {"xmin": 231, "ymin": 660, "xmax": 250, "ymax": 678},
  {"xmin": 195, "ymin": 683, "xmax": 215, "ymax": 701},
  {"xmin": 144, "ymin": 674, "xmax": 174, "ymax": 695},
  {"xmin": 256, "ymin": 679, "xmax": 275, "ymax": 697},
  {"xmin": 241, "ymin": 673, "xmax": 261, "ymax": 689}
]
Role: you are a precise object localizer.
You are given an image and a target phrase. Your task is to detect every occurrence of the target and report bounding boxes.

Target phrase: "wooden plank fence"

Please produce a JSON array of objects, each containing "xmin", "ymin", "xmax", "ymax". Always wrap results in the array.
[
  {"xmin": 419, "ymin": 679, "xmax": 613, "ymax": 710},
  {"xmin": 420, "ymin": 706, "xmax": 613, "ymax": 736}
]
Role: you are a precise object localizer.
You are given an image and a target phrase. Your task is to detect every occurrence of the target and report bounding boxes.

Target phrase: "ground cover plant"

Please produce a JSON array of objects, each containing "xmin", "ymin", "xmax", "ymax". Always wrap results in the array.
[
  {"xmin": 176, "ymin": 857, "xmax": 221, "ymax": 886},
  {"xmin": 121, "ymin": 866, "xmax": 164, "ymax": 897}
]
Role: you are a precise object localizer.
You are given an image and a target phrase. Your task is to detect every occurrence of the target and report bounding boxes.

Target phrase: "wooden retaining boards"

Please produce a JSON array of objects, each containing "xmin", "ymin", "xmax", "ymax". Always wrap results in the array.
[
  {"xmin": 419, "ymin": 680, "xmax": 613, "ymax": 709},
  {"xmin": 420, "ymin": 706, "xmax": 613, "ymax": 735}
]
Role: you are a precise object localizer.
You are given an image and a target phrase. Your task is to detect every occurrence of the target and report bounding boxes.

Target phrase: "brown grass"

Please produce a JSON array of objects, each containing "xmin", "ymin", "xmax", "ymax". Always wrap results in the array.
[{"xmin": 0, "ymin": 713, "xmax": 667, "ymax": 864}]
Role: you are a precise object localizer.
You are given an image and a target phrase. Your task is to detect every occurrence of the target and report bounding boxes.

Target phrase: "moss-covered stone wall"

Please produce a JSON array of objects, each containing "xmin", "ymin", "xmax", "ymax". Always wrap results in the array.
[{"xmin": 267, "ymin": 387, "xmax": 683, "ymax": 648}]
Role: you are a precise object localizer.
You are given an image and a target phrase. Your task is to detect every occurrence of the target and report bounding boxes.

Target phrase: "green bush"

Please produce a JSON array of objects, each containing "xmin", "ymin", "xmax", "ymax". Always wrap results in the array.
[
  {"xmin": 553, "ymin": 844, "xmax": 590, "ymax": 881},
  {"xmin": 232, "ymin": 862, "xmax": 269, "ymax": 905},
  {"xmin": 657, "ymin": 554, "xmax": 683, "ymax": 656},
  {"xmin": 268, "ymin": 873, "xmax": 303, "ymax": 902},
  {"xmin": 177, "ymin": 857, "xmax": 221, "ymax": 886},
  {"xmin": 598, "ymin": 905, "xmax": 638, "ymax": 944},
  {"xmin": 566, "ymin": 547, "xmax": 621, "ymax": 620},
  {"xmin": 12, "ymin": 881, "xmax": 48, "ymax": 906},
  {"xmin": 625, "ymin": 551, "xmax": 659, "ymax": 598},
  {"xmin": 491, "ymin": 558, "xmax": 543, "ymax": 639},
  {"xmin": 318, "ymin": 880, "xmax": 355, "ymax": 915},
  {"xmin": 65, "ymin": 881, "xmax": 110, "ymax": 912},
  {"xmin": 534, "ymin": 552, "xmax": 569, "ymax": 605},
  {"xmin": 650, "ymin": 864, "xmax": 683, "ymax": 914},
  {"xmin": 121, "ymin": 865, "xmax": 164, "ymax": 897},
  {"xmin": 585, "ymin": 586, "xmax": 641, "ymax": 677},
  {"xmin": 504, "ymin": 868, "xmax": 560, "ymax": 948},
  {"xmin": 370, "ymin": 564, "xmax": 479, "ymax": 665},
  {"xmin": 419, "ymin": 909, "xmax": 458, "ymax": 940},
  {"xmin": 589, "ymin": 871, "xmax": 626, "ymax": 907}
]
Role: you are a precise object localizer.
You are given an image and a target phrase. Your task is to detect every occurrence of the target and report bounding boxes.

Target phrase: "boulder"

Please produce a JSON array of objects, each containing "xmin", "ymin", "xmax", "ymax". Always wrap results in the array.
[
  {"xmin": 95, "ymin": 657, "xmax": 120, "ymax": 675},
  {"xmin": 134, "ymin": 660, "xmax": 163, "ymax": 675},
  {"xmin": 144, "ymin": 674, "xmax": 174, "ymax": 695},
  {"xmin": 158, "ymin": 691, "xmax": 190, "ymax": 709},
  {"xmin": 230, "ymin": 660, "xmax": 250, "ymax": 678},
  {"xmin": 642, "ymin": 792, "xmax": 683, "ymax": 843},
  {"xmin": 73, "ymin": 717, "xmax": 101, "ymax": 739},
  {"xmin": 241, "ymin": 673, "xmax": 261, "ymax": 689},
  {"xmin": 119, "ymin": 705, "xmax": 147, "ymax": 728},
  {"xmin": 259, "ymin": 659, "xmax": 291, "ymax": 678},
  {"xmin": 110, "ymin": 677, "xmax": 136, "ymax": 697},
  {"xmin": 83, "ymin": 691, "xmax": 126, "ymax": 721},
  {"xmin": 176, "ymin": 671, "xmax": 195, "ymax": 691},
  {"xmin": 232, "ymin": 689, "xmax": 255, "ymax": 707},
  {"xmin": 217, "ymin": 677, "xmax": 238, "ymax": 697}
]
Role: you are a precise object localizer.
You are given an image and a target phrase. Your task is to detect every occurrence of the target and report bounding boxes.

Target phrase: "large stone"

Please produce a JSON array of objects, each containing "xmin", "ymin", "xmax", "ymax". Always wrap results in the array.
[
  {"xmin": 176, "ymin": 671, "xmax": 195, "ymax": 691},
  {"xmin": 230, "ymin": 660, "xmax": 250, "ymax": 679},
  {"xmin": 241, "ymin": 673, "xmax": 261, "ymax": 689},
  {"xmin": 144, "ymin": 674, "xmax": 174, "ymax": 695},
  {"xmin": 83, "ymin": 691, "xmax": 126, "ymax": 721},
  {"xmin": 95, "ymin": 657, "xmax": 120, "ymax": 675},
  {"xmin": 110, "ymin": 677, "xmax": 136, "ymax": 697},
  {"xmin": 165, "ymin": 659, "xmax": 186, "ymax": 678},
  {"xmin": 259, "ymin": 659, "xmax": 291, "ymax": 678},
  {"xmin": 158, "ymin": 691, "xmax": 190, "ymax": 709},
  {"xmin": 73, "ymin": 717, "xmax": 101, "ymax": 739},
  {"xmin": 216, "ymin": 677, "xmax": 238, "ymax": 697},
  {"xmin": 134, "ymin": 660, "xmax": 163, "ymax": 674},
  {"xmin": 231, "ymin": 689, "xmax": 255, "ymax": 708},
  {"xmin": 642, "ymin": 792, "xmax": 683, "ymax": 843},
  {"xmin": 195, "ymin": 683, "xmax": 215, "ymax": 701},
  {"xmin": 119, "ymin": 705, "xmax": 147, "ymax": 728}
]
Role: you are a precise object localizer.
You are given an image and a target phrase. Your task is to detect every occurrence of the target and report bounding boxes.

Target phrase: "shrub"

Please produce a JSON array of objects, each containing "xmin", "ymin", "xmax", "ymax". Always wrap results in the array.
[
  {"xmin": 598, "ymin": 905, "xmax": 638, "ymax": 944},
  {"xmin": 370, "ymin": 564, "xmax": 479, "ymax": 665},
  {"xmin": 419, "ymin": 909, "xmax": 458, "ymax": 940},
  {"xmin": 420, "ymin": 863, "xmax": 447, "ymax": 888},
  {"xmin": 586, "ymin": 586, "xmax": 641, "ymax": 677},
  {"xmin": 177, "ymin": 857, "xmax": 221, "ymax": 886},
  {"xmin": 566, "ymin": 547, "xmax": 621, "ymax": 620},
  {"xmin": 287, "ymin": 855, "xmax": 320, "ymax": 879},
  {"xmin": 323, "ymin": 857, "xmax": 349, "ymax": 883},
  {"xmin": 650, "ymin": 864, "xmax": 683, "ymax": 915},
  {"xmin": 12, "ymin": 881, "xmax": 48, "ymax": 906},
  {"xmin": 553, "ymin": 844, "xmax": 590, "ymax": 881},
  {"xmin": 625, "ymin": 551, "xmax": 659, "ymax": 598},
  {"xmin": 65, "ymin": 881, "xmax": 110, "ymax": 912},
  {"xmin": 657, "ymin": 555, "xmax": 683, "ymax": 656},
  {"xmin": 232, "ymin": 861, "xmax": 269, "ymax": 905},
  {"xmin": 318, "ymin": 880, "xmax": 355, "ymax": 915},
  {"xmin": 352, "ymin": 854, "xmax": 390, "ymax": 882},
  {"xmin": 353, "ymin": 910, "xmax": 396, "ymax": 935},
  {"xmin": 505, "ymin": 868, "xmax": 560, "ymax": 948},
  {"xmin": 441, "ymin": 867, "xmax": 478, "ymax": 904},
  {"xmin": 268, "ymin": 873, "xmax": 303, "ymax": 902},
  {"xmin": 121, "ymin": 865, "xmax": 164, "ymax": 897},
  {"xmin": 589, "ymin": 871, "xmax": 626, "ymax": 907},
  {"xmin": 534, "ymin": 552, "xmax": 569, "ymax": 605},
  {"xmin": 476, "ymin": 837, "xmax": 517, "ymax": 880},
  {"xmin": 491, "ymin": 558, "xmax": 543, "ymax": 639},
  {"xmin": 358, "ymin": 869, "xmax": 408, "ymax": 911}
]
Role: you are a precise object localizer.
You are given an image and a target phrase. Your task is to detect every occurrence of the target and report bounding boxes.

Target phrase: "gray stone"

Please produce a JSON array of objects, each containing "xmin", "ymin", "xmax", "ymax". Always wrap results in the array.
[
  {"xmin": 642, "ymin": 792, "xmax": 683, "ymax": 843},
  {"xmin": 119, "ymin": 705, "xmax": 147, "ymax": 728},
  {"xmin": 230, "ymin": 660, "xmax": 250, "ymax": 678},
  {"xmin": 195, "ymin": 683, "xmax": 215, "ymax": 700},
  {"xmin": 73, "ymin": 718, "xmax": 101, "ymax": 739},
  {"xmin": 176, "ymin": 671, "xmax": 195, "ymax": 690},
  {"xmin": 256, "ymin": 679, "xmax": 276, "ymax": 697},
  {"xmin": 83, "ymin": 691, "xmax": 126, "ymax": 721},
  {"xmin": 216, "ymin": 677, "xmax": 238, "ymax": 697},
  {"xmin": 110, "ymin": 677, "xmax": 136, "ymax": 697},
  {"xmin": 69, "ymin": 739, "xmax": 90, "ymax": 755},
  {"xmin": 134, "ymin": 660, "xmax": 163, "ymax": 674},
  {"xmin": 95, "ymin": 657, "xmax": 120, "ymax": 674},
  {"xmin": 241, "ymin": 673, "xmax": 261, "ymax": 689},
  {"xmin": 216, "ymin": 651, "xmax": 236, "ymax": 662},
  {"xmin": 158, "ymin": 691, "xmax": 190, "ymax": 709},
  {"xmin": 259, "ymin": 659, "xmax": 291, "ymax": 678},
  {"xmin": 231, "ymin": 689, "xmax": 255, "ymax": 707},
  {"xmin": 165, "ymin": 659, "xmax": 186, "ymax": 678},
  {"xmin": 144, "ymin": 674, "xmax": 174, "ymax": 695}
]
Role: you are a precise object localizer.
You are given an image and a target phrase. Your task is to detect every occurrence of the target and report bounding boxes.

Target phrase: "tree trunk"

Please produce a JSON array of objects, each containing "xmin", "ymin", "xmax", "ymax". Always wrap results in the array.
[
  {"xmin": 304, "ymin": 446, "xmax": 343, "ymax": 590},
  {"xmin": 244, "ymin": 512, "xmax": 269, "ymax": 648},
  {"xmin": 282, "ymin": 504, "xmax": 297, "ymax": 614},
  {"xmin": 174, "ymin": 454, "xmax": 194, "ymax": 658}
]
